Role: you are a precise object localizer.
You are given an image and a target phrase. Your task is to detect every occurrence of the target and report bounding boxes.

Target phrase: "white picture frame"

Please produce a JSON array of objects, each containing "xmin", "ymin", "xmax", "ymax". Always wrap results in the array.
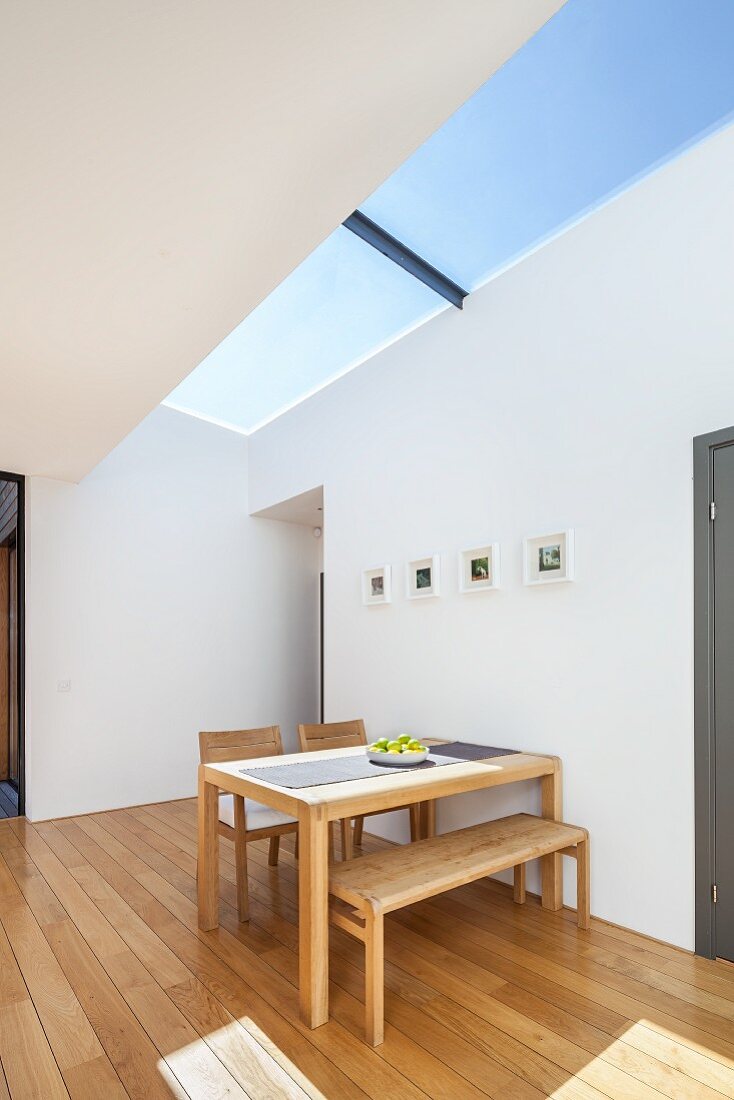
[
  {"xmin": 362, "ymin": 565, "xmax": 391, "ymax": 605},
  {"xmin": 406, "ymin": 555, "xmax": 441, "ymax": 599},
  {"xmin": 523, "ymin": 529, "xmax": 575, "ymax": 585},
  {"xmin": 458, "ymin": 544, "xmax": 501, "ymax": 593}
]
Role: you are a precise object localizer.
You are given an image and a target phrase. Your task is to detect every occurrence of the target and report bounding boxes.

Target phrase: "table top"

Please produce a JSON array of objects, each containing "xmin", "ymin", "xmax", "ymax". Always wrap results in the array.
[{"xmin": 202, "ymin": 743, "xmax": 558, "ymax": 821}]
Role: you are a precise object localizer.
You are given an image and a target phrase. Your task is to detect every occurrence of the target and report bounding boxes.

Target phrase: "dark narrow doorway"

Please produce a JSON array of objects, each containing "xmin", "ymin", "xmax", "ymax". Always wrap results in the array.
[{"xmin": 0, "ymin": 472, "xmax": 24, "ymax": 818}]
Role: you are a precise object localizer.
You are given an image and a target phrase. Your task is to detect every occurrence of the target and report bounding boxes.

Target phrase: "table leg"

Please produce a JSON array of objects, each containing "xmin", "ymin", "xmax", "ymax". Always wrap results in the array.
[
  {"xmin": 299, "ymin": 806, "xmax": 330, "ymax": 1027},
  {"xmin": 419, "ymin": 800, "xmax": 436, "ymax": 839},
  {"xmin": 197, "ymin": 765, "xmax": 220, "ymax": 930},
  {"xmin": 541, "ymin": 758, "xmax": 563, "ymax": 911}
]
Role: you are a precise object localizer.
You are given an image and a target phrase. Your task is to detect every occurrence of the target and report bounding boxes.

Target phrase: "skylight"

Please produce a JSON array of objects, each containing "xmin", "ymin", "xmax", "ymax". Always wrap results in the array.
[{"xmin": 165, "ymin": 0, "xmax": 734, "ymax": 433}]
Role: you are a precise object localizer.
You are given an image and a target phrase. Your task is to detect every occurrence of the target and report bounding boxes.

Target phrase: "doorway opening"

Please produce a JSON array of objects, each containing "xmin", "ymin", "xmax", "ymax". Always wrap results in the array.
[
  {"xmin": 0, "ymin": 472, "xmax": 24, "ymax": 818},
  {"xmin": 251, "ymin": 484, "xmax": 324, "ymax": 737}
]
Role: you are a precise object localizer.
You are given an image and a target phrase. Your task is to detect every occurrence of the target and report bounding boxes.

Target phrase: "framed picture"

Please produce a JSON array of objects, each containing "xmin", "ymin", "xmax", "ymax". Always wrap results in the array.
[
  {"xmin": 407, "ymin": 555, "xmax": 441, "ymax": 599},
  {"xmin": 523, "ymin": 529, "xmax": 575, "ymax": 585},
  {"xmin": 362, "ymin": 565, "xmax": 391, "ymax": 605},
  {"xmin": 459, "ymin": 544, "xmax": 500, "ymax": 593}
]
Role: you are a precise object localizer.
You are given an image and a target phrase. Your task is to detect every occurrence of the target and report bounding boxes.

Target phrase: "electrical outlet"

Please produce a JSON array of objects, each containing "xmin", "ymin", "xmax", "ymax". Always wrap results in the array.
[{"xmin": 57, "ymin": 679, "xmax": 71, "ymax": 693}]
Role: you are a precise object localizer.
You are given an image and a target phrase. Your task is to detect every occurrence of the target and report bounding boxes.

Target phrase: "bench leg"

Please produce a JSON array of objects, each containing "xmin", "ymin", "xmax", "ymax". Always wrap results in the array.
[
  {"xmin": 233, "ymin": 796, "xmax": 249, "ymax": 923},
  {"xmin": 354, "ymin": 816, "xmax": 364, "ymax": 847},
  {"xmin": 340, "ymin": 818, "xmax": 354, "ymax": 861},
  {"xmin": 268, "ymin": 836, "xmax": 280, "ymax": 867},
  {"xmin": 364, "ymin": 907, "xmax": 385, "ymax": 1046},
  {"xmin": 513, "ymin": 863, "xmax": 526, "ymax": 905},
  {"xmin": 576, "ymin": 836, "xmax": 590, "ymax": 930}
]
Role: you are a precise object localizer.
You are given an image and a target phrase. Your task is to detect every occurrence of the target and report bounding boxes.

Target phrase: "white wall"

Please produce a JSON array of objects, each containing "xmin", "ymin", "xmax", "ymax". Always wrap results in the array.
[
  {"xmin": 249, "ymin": 123, "xmax": 734, "ymax": 950},
  {"xmin": 26, "ymin": 406, "xmax": 319, "ymax": 821}
]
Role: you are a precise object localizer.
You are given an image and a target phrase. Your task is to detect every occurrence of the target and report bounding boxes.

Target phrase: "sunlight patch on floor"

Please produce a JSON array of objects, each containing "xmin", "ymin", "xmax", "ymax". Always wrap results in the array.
[
  {"xmin": 616, "ymin": 1018, "xmax": 734, "ymax": 1093},
  {"xmin": 156, "ymin": 1017, "xmax": 323, "ymax": 1099}
]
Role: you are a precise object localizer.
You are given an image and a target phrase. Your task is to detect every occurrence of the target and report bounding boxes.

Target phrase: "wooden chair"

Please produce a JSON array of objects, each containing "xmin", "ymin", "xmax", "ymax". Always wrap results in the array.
[
  {"xmin": 330, "ymin": 813, "xmax": 590, "ymax": 1045},
  {"xmin": 198, "ymin": 726, "xmax": 298, "ymax": 922},
  {"xmin": 297, "ymin": 720, "xmax": 423, "ymax": 859}
]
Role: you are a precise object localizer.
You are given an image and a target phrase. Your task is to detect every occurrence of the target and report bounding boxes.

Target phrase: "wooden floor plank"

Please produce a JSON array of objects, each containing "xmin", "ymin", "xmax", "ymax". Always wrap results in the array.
[
  {"xmin": 61, "ymin": 1054, "xmax": 129, "ymax": 1100},
  {"xmin": 0, "ymin": 1059, "xmax": 10, "ymax": 1100},
  {"xmin": 0, "ymin": 917, "xmax": 30, "ymax": 1009}
]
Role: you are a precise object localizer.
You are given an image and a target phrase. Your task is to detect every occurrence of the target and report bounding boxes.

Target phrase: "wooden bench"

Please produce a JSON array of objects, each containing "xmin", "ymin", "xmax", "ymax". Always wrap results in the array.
[{"xmin": 329, "ymin": 812, "xmax": 590, "ymax": 1045}]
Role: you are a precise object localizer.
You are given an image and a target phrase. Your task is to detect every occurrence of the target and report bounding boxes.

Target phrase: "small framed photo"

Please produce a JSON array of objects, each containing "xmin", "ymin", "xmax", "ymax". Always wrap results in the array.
[
  {"xmin": 362, "ymin": 565, "xmax": 391, "ymax": 605},
  {"xmin": 459, "ymin": 544, "xmax": 500, "ymax": 593},
  {"xmin": 407, "ymin": 555, "xmax": 440, "ymax": 599},
  {"xmin": 523, "ymin": 530, "xmax": 575, "ymax": 586}
]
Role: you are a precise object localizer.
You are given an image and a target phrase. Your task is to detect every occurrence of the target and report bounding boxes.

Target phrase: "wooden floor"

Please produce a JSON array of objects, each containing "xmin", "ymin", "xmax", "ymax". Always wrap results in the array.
[{"xmin": 2, "ymin": 804, "xmax": 734, "ymax": 1100}]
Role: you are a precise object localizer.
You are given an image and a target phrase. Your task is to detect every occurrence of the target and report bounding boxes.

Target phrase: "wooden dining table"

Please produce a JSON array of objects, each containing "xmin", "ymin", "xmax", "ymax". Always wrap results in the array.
[{"xmin": 197, "ymin": 742, "xmax": 563, "ymax": 1028}]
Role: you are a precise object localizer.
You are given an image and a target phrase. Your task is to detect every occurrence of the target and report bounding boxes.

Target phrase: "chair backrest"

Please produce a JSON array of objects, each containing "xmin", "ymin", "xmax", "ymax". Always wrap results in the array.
[
  {"xmin": 199, "ymin": 726, "xmax": 284, "ymax": 765},
  {"xmin": 297, "ymin": 719, "xmax": 367, "ymax": 753}
]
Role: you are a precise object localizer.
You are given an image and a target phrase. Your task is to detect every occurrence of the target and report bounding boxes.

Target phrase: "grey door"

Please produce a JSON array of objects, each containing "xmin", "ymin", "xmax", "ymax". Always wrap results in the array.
[{"xmin": 714, "ymin": 443, "xmax": 734, "ymax": 962}]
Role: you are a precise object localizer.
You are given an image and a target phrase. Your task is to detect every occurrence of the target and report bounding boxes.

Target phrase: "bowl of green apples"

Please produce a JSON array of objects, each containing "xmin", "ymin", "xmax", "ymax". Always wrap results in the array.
[{"xmin": 366, "ymin": 735, "xmax": 429, "ymax": 766}]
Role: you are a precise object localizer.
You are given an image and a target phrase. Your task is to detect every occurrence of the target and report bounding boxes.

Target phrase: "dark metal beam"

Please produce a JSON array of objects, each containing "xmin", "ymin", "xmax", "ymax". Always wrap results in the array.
[{"xmin": 342, "ymin": 210, "xmax": 468, "ymax": 309}]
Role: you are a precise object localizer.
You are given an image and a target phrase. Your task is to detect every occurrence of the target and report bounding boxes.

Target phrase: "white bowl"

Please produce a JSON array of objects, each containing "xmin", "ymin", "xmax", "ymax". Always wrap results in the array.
[{"xmin": 366, "ymin": 748, "xmax": 429, "ymax": 766}]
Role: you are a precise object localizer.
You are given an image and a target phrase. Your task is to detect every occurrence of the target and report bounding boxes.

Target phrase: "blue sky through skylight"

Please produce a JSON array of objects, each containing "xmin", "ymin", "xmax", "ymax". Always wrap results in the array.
[
  {"xmin": 166, "ymin": 228, "xmax": 445, "ymax": 432},
  {"xmin": 360, "ymin": 0, "xmax": 734, "ymax": 289},
  {"xmin": 166, "ymin": 0, "xmax": 734, "ymax": 433}
]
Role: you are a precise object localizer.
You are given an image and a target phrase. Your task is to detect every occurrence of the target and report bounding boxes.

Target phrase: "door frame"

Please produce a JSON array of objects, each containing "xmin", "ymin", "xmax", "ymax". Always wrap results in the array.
[
  {"xmin": 693, "ymin": 425, "xmax": 734, "ymax": 958},
  {"xmin": 0, "ymin": 470, "xmax": 25, "ymax": 817}
]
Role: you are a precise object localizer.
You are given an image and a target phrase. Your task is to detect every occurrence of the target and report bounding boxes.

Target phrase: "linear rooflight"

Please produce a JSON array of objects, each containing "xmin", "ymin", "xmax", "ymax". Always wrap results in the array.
[{"xmin": 343, "ymin": 210, "xmax": 468, "ymax": 309}]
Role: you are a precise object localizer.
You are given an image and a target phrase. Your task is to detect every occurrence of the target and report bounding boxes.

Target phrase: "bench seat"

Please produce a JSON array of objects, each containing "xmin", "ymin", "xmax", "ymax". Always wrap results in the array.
[{"xmin": 329, "ymin": 812, "xmax": 590, "ymax": 1045}]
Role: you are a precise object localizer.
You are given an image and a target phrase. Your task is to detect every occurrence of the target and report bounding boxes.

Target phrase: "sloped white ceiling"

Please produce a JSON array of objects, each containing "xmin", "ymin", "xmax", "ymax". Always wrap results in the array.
[{"xmin": 0, "ymin": 0, "xmax": 563, "ymax": 480}]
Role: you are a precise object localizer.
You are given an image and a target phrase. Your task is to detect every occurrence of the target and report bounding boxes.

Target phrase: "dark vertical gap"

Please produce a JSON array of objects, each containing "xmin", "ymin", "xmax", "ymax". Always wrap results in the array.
[
  {"xmin": 0, "ymin": 471, "xmax": 24, "ymax": 818},
  {"xmin": 319, "ymin": 571, "xmax": 324, "ymax": 723},
  {"xmin": 16, "ymin": 474, "xmax": 25, "ymax": 817}
]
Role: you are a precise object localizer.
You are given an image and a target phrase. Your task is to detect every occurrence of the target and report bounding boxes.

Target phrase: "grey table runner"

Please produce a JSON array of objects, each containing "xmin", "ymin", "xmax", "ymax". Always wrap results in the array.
[{"xmin": 239, "ymin": 742, "xmax": 518, "ymax": 790}]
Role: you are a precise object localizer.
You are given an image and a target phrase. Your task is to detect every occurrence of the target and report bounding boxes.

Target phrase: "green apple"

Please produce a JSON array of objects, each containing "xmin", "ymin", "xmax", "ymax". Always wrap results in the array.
[{"xmin": 397, "ymin": 734, "xmax": 412, "ymax": 745}]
